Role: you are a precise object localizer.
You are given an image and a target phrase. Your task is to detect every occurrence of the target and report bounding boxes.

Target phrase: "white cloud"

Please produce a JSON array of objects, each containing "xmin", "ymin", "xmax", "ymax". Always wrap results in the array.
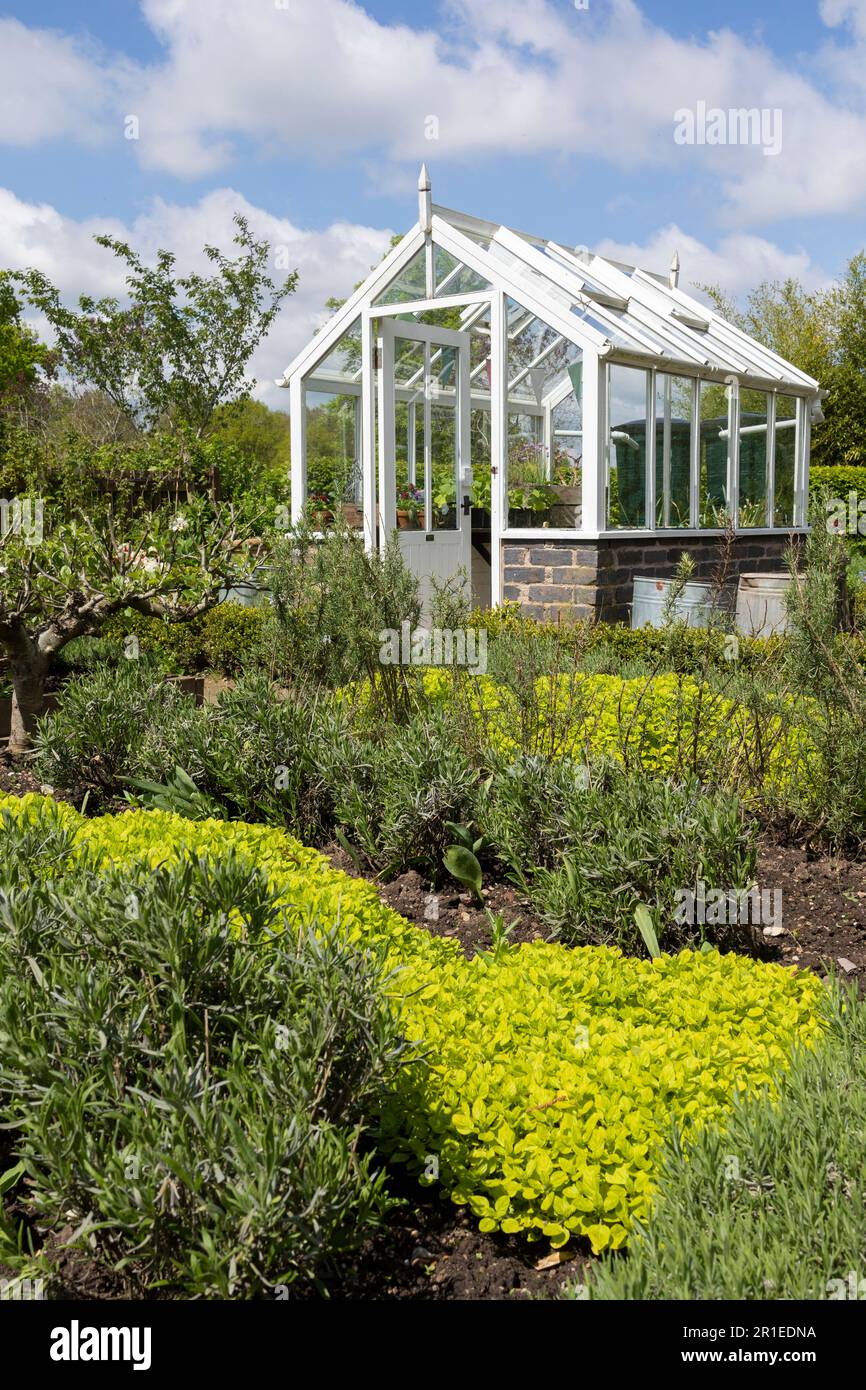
[
  {"xmin": 0, "ymin": 18, "xmax": 123, "ymax": 147},
  {"xmin": 593, "ymin": 224, "xmax": 830, "ymax": 302},
  {"xmin": 5, "ymin": 1, "xmax": 866, "ymax": 225},
  {"xmin": 0, "ymin": 186, "xmax": 392, "ymax": 409}
]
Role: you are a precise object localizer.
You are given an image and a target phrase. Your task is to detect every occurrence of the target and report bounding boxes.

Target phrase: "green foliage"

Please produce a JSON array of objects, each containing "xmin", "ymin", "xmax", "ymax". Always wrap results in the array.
[
  {"xmin": 577, "ymin": 984, "xmax": 866, "ymax": 1299},
  {"xmin": 701, "ymin": 256, "xmax": 866, "ymax": 471},
  {"xmin": 0, "ymin": 812, "xmax": 404, "ymax": 1297},
  {"xmin": 0, "ymin": 795, "xmax": 826, "ymax": 1257},
  {"xmin": 634, "ymin": 905, "xmax": 662, "ymax": 960},
  {"xmin": 443, "ymin": 845, "xmax": 484, "ymax": 902},
  {"xmin": 779, "ymin": 518, "xmax": 866, "ymax": 844},
  {"xmin": 200, "ymin": 673, "xmax": 328, "ymax": 837},
  {"xmin": 266, "ymin": 522, "xmax": 421, "ymax": 714},
  {"xmin": 322, "ymin": 703, "xmax": 481, "ymax": 876},
  {"xmin": 200, "ymin": 602, "xmax": 266, "ymax": 677},
  {"xmin": 10, "ymin": 216, "xmax": 296, "ymax": 437},
  {"xmin": 74, "ymin": 602, "xmax": 267, "ymax": 677},
  {"xmin": 32, "ymin": 660, "xmax": 201, "ymax": 801},
  {"xmin": 521, "ymin": 766, "xmax": 756, "ymax": 953},
  {"xmin": 125, "ymin": 766, "xmax": 223, "ymax": 821},
  {"xmin": 811, "ymin": 464, "xmax": 866, "ymax": 501},
  {"xmin": 0, "ymin": 275, "xmax": 50, "ymax": 397}
]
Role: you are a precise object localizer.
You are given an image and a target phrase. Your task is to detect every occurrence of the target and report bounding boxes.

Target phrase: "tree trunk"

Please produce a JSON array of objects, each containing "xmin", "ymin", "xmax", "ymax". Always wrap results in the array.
[{"xmin": 8, "ymin": 655, "xmax": 49, "ymax": 758}]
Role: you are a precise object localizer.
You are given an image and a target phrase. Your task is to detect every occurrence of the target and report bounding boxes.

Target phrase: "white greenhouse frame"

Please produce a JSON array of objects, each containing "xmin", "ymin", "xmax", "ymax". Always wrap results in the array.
[{"xmin": 280, "ymin": 169, "xmax": 822, "ymax": 608}]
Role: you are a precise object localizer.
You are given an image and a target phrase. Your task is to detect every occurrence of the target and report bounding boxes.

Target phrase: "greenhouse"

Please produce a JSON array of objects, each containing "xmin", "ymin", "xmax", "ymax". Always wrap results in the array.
[{"xmin": 280, "ymin": 168, "xmax": 823, "ymax": 619}]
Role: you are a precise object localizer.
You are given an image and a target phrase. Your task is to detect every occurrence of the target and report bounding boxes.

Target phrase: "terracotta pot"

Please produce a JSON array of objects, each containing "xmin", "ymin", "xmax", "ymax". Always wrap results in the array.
[{"xmin": 396, "ymin": 509, "xmax": 420, "ymax": 530}]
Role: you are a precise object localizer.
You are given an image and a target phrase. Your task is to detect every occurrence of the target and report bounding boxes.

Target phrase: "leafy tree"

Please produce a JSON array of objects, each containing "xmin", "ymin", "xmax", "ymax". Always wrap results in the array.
[
  {"xmin": 10, "ymin": 215, "xmax": 297, "ymax": 438},
  {"xmin": 0, "ymin": 276, "xmax": 50, "ymax": 398},
  {"xmin": 0, "ymin": 503, "xmax": 255, "ymax": 755},
  {"xmin": 0, "ymin": 217, "xmax": 295, "ymax": 751},
  {"xmin": 699, "ymin": 262, "xmax": 866, "ymax": 470}
]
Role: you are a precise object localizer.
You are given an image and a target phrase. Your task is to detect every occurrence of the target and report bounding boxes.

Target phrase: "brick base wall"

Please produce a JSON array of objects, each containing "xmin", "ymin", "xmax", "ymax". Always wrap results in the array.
[{"xmin": 502, "ymin": 534, "xmax": 799, "ymax": 623}]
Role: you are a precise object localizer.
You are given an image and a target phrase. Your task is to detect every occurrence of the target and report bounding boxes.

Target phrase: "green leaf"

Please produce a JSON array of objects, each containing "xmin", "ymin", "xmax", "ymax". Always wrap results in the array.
[
  {"xmin": 634, "ymin": 904, "xmax": 661, "ymax": 959},
  {"xmin": 0, "ymin": 1162, "xmax": 25, "ymax": 1199},
  {"xmin": 444, "ymin": 845, "xmax": 483, "ymax": 901}
]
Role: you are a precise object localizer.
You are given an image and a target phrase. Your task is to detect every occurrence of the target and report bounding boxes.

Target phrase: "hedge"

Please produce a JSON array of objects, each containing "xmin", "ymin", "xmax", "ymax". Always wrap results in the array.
[
  {"xmin": 0, "ymin": 794, "xmax": 825, "ymax": 1254},
  {"xmin": 810, "ymin": 464, "xmax": 866, "ymax": 500},
  {"xmin": 61, "ymin": 602, "xmax": 267, "ymax": 678}
]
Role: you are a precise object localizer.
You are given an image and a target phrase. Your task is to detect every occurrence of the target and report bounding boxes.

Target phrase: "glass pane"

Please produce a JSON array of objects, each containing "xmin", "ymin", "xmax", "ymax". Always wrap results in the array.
[
  {"xmin": 738, "ymin": 388, "xmax": 770, "ymax": 527},
  {"xmin": 307, "ymin": 316, "xmax": 361, "ymax": 387},
  {"xmin": 774, "ymin": 395, "xmax": 798, "ymax": 527},
  {"xmin": 431, "ymin": 400, "xmax": 458, "ymax": 531},
  {"xmin": 549, "ymin": 371, "xmax": 583, "ymax": 530},
  {"xmin": 502, "ymin": 299, "xmax": 584, "ymax": 530},
  {"xmin": 393, "ymin": 336, "xmax": 425, "ymax": 529},
  {"xmin": 303, "ymin": 389, "xmax": 361, "ymax": 529},
  {"xmin": 373, "ymin": 248, "xmax": 428, "ymax": 306},
  {"xmin": 505, "ymin": 414, "xmax": 550, "ymax": 527},
  {"xmin": 698, "ymin": 380, "xmax": 731, "ymax": 527},
  {"xmin": 393, "ymin": 335, "xmax": 425, "ymax": 386},
  {"xmin": 470, "ymin": 408, "xmax": 492, "ymax": 517},
  {"xmin": 655, "ymin": 374, "xmax": 693, "ymax": 528},
  {"xmin": 434, "ymin": 246, "xmax": 491, "ymax": 297},
  {"xmin": 608, "ymin": 365, "xmax": 649, "ymax": 529}
]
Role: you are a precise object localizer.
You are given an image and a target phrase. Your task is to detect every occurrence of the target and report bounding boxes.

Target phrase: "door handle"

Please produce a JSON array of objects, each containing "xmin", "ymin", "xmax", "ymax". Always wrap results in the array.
[{"xmin": 461, "ymin": 494, "xmax": 472, "ymax": 516}]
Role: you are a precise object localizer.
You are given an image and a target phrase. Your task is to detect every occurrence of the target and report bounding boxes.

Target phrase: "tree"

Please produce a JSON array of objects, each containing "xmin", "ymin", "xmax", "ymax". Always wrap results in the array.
[
  {"xmin": 0, "ymin": 503, "xmax": 256, "ymax": 755},
  {"xmin": 0, "ymin": 276, "xmax": 50, "ymax": 398},
  {"xmin": 699, "ymin": 264, "xmax": 866, "ymax": 471},
  {"xmin": 0, "ymin": 216, "xmax": 296, "ymax": 751},
  {"xmin": 10, "ymin": 215, "xmax": 297, "ymax": 438}
]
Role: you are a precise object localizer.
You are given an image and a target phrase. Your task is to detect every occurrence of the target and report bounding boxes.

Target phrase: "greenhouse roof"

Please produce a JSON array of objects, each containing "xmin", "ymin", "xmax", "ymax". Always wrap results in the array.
[{"xmin": 281, "ymin": 186, "xmax": 820, "ymax": 398}]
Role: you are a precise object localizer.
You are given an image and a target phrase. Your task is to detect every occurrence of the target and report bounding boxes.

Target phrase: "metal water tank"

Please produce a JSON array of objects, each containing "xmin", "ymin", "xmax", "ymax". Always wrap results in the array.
[
  {"xmin": 631, "ymin": 575, "xmax": 718, "ymax": 629},
  {"xmin": 735, "ymin": 573, "xmax": 791, "ymax": 638}
]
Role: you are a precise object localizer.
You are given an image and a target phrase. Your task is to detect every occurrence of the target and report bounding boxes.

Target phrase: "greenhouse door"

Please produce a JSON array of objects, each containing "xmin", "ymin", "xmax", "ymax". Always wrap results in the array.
[{"xmin": 378, "ymin": 318, "xmax": 472, "ymax": 612}]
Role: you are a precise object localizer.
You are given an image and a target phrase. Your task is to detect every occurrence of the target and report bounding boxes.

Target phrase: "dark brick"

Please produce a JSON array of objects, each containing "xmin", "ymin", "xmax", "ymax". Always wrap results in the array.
[
  {"xmin": 504, "ymin": 565, "xmax": 546, "ymax": 584},
  {"xmin": 528, "ymin": 547, "xmax": 574, "ymax": 567},
  {"xmin": 550, "ymin": 565, "xmax": 597, "ymax": 585}
]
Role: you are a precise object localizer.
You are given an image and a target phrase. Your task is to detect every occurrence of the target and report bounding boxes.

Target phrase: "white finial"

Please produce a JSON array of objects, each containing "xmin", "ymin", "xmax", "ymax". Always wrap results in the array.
[
  {"xmin": 418, "ymin": 163, "xmax": 432, "ymax": 234},
  {"xmin": 670, "ymin": 249, "xmax": 680, "ymax": 289}
]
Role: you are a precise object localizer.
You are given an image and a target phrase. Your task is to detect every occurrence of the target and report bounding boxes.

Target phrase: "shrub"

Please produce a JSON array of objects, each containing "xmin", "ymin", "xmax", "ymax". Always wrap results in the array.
[
  {"xmin": 810, "ymin": 463, "xmax": 866, "ymax": 501},
  {"xmin": 265, "ymin": 523, "xmax": 421, "ymax": 716},
  {"xmin": 0, "ymin": 795, "xmax": 824, "ymax": 1256},
  {"xmin": 200, "ymin": 673, "xmax": 329, "ymax": 838},
  {"xmin": 474, "ymin": 604, "xmax": 784, "ymax": 678},
  {"xmin": 525, "ymin": 769, "xmax": 757, "ymax": 953},
  {"xmin": 480, "ymin": 753, "xmax": 597, "ymax": 875},
  {"xmin": 70, "ymin": 602, "xmax": 266, "ymax": 677},
  {"xmin": 359, "ymin": 706, "xmax": 481, "ymax": 876},
  {"xmin": 781, "ymin": 520, "xmax": 866, "ymax": 844},
  {"xmin": 201, "ymin": 603, "xmax": 266, "ymax": 677},
  {"xmin": 576, "ymin": 983, "xmax": 866, "ymax": 1299},
  {"xmin": 100, "ymin": 609, "xmax": 209, "ymax": 673},
  {"xmin": 0, "ymin": 813, "xmax": 404, "ymax": 1297},
  {"xmin": 31, "ymin": 661, "xmax": 199, "ymax": 800}
]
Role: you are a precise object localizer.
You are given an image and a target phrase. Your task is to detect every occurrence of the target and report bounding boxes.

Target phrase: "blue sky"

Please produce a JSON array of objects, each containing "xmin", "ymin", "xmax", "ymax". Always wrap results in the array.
[{"xmin": 2, "ymin": 0, "xmax": 866, "ymax": 403}]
